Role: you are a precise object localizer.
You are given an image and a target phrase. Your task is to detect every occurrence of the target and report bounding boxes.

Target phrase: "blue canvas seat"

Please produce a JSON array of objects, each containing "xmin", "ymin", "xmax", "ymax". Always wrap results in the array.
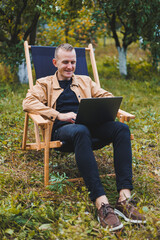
[{"xmin": 31, "ymin": 46, "xmax": 89, "ymax": 79}]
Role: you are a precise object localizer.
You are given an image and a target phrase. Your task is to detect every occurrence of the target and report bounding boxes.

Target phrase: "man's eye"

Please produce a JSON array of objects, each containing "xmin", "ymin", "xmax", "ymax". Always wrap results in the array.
[{"xmin": 63, "ymin": 61, "xmax": 76, "ymax": 64}]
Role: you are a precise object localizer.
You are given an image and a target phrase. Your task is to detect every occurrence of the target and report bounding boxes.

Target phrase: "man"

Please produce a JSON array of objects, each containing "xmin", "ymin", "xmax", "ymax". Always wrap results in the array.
[{"xmin": 23, "ymin": 43, "xmax": 146, "ymax": 231}]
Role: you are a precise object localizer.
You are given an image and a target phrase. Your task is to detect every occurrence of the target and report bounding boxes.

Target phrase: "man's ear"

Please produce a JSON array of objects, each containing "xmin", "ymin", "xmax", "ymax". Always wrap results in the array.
[{"xmin": 52, "ymin": 58, "xmax": 57, "ymax": 67}]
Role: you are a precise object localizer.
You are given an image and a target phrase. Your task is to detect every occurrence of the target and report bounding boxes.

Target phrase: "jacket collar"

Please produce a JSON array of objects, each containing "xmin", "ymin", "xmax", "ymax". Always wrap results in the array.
[
  {"xmin": 52, "ymin": 72, "xmax": 79, "ymax": 89},
  {"xmin": 71, "ymin": 74, "xmax": 79, "ymax": 87}
]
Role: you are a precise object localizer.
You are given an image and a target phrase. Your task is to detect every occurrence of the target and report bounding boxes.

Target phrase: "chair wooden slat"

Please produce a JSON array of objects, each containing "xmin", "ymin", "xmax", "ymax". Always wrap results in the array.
[
  {"xmin": 22, "ymin": 112, "xmax": 29, "ymax": 150},
  {"xmin": 88, "ymin": 43, "xmax": 100, "ymax": 87},
  {"xmin": 28, "ymin": 113, "xmax": 49, "ymax": 125},
  {"xmin": 24, "ymin": 41, "xmax": 34, "ymax": 90},
  {"xmin": 25, "ymin": 141, "xmax": 62, "ymax": 150}
]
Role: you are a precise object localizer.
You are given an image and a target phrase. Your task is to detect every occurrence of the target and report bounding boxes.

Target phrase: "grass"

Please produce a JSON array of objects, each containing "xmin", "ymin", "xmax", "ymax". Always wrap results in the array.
[{"xmin": 0, "ymin": 42, "xmax": 160, "ymax": 239}]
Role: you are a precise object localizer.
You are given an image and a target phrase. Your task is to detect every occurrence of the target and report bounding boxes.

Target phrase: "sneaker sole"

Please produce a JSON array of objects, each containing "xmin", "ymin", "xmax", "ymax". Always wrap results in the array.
[
  {"xmin": 97, "ymin": 216, "xmax": 124, "ymax": 232},
  {"xmin": 114, "ymin": 209, "xmax": 146, "ymax": 224}
]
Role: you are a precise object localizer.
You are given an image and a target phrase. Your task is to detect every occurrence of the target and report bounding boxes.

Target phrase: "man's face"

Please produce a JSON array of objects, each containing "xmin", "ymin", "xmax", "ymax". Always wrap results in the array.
[{"xmin": 53, "ymin": 48, "xmax": 76, "ymax": 80}]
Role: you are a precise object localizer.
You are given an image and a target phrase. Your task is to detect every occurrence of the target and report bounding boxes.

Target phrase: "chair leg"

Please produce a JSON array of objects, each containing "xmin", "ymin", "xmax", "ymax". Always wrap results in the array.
[
  {"xmin": 119, "ymin": 115, "xmax": 134, "ymax": 140},
  {"xmin": 44, "ymin": 124, "xmax": 50, "ymax": 186},
  {"xmin": 119, "ymin": 115, "xmax": 125, "ymax": 123},
  {"xmin": 40, "ymin": 126, "xmax": 45, "ymax": 141},
  {"xmin": 34, "ymin": 123, "xmax": 41, "ymax": 150},
  {"xmin": 22, "ymin": 113, "xmax": 29, "ymax": 150}
]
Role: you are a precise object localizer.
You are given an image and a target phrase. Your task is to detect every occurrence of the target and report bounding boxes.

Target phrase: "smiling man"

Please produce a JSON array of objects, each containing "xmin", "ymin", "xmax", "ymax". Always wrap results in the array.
[
  {"xmin": 23, "ymin": 43, "xmax": 146, "ymax": 231},
  {"xmin": 52, "ymin": 45, "xmax": 77, "ymax": 124}
]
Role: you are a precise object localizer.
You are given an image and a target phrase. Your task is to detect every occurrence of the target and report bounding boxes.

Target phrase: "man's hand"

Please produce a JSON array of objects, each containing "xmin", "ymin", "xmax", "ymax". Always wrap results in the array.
[{"xmin": 57, "ymin": 112, "xmax": 77, "ymax": 123}]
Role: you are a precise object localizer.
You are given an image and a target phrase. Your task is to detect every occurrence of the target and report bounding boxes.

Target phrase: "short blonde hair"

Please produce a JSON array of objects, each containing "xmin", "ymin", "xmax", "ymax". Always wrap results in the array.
[{"xmin": 55, "ymin": 43, "xmax": 75, "ymax": 59}]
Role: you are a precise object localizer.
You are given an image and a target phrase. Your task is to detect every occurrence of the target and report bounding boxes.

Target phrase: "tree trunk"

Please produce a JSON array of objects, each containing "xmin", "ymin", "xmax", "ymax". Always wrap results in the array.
[
  {"xmin": 65, "ymin": 23, "xmax": 69, "ymax": 43},
  {"xmin": 29, "ymin": 24, "xmax": 37, "ymax": 45},
  {"xmin": 18, "ymin": 61, "xmax": 28, "ymax": 83},
  {"xmin": 117, "ymin": 46, "xmax": 127, "ymax": 76}
]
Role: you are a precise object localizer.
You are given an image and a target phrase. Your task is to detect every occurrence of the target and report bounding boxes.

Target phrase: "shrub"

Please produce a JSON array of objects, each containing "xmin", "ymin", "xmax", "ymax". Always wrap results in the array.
[
  {"xmin": 0, "ymin": 63, "xmax": 18, "ymax": 84},
  {"xmin": 127, "ymin": 60, "xmax": 160, "ymax": 84}
]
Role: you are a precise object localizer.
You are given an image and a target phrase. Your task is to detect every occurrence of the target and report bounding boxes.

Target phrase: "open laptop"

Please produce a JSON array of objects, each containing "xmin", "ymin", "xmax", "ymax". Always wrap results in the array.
[{"xmin": 75, "ymin": 97, "xmax": 123, "ymax": 127}]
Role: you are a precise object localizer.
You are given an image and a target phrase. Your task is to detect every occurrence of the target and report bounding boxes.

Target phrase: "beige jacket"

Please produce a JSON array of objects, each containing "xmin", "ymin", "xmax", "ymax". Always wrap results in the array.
[{"xmin": 23, "ymin": 73, "xmax": 113, "ymax": 123}]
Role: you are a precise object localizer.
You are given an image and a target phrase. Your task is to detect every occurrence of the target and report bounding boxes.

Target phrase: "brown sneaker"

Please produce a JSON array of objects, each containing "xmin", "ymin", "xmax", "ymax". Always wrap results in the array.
[
  {"xmin": 97, "ymin": 203, "xmax": 123, "ymax": 231},
  {"xmin": 114, "ymin": 199, "xmax": 146, "ymax": 223}
]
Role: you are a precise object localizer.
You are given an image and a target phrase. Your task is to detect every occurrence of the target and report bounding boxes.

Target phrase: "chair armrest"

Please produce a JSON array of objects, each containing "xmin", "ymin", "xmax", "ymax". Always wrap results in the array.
[
  {"xmin": 117, "ymin": 109, "xmax": 135, "ymax": 122},
  {"xmin": 28, "ymin": 113, "xmax": 51, "ymax": 126}
]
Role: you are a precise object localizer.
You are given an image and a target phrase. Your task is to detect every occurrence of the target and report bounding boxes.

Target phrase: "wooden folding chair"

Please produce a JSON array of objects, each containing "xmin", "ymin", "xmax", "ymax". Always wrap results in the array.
[{"xmin": 22, "ymin": 41, "xmax": 135, "ymax": 186}]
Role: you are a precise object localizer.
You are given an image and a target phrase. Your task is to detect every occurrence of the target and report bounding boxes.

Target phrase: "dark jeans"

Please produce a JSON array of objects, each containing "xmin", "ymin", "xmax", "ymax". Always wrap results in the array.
[{"xmin": 52, "ymin": 121, "xmax": 133, "ymax": 201}]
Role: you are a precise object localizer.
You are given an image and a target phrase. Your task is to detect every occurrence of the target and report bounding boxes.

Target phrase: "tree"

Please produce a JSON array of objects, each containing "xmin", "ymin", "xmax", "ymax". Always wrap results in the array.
[
  {"xmin": 0, "ymin": 0, "xmax": 55, "ymax": 72},
  {"xmin": 95, "ymin": 0, "xmax": 160, "ymax": 76},
  {"xmin": 49, "ymin": 0, "xmax": 83, "ymax": 43},
  {"xmin": 139, "ymin": 1, "xmax": 160, "ymax": 69},
  {"xmin": 74, "ymin": 7, "xmax": 107, "ymax": 46},
  {"xmin": 37, "ymin": 3, "xmax": 106, "ymax": 47}
]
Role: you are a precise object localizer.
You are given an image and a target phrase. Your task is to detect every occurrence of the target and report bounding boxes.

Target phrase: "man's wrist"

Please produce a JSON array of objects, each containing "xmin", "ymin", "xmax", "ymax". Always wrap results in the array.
[{"xmin": 57, "ymin": 113, "xmax": 60, "ymax": 120}]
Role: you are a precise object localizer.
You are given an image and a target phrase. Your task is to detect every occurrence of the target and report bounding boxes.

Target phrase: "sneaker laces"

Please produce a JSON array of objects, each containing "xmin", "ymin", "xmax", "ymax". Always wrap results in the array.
[
  {"xmin": 101, "ymin": 203, "xmax": 115, "ymax": 217},
  {"xmin": 125, "ymin": 194, "xmax": 138, "ymax": 212}
]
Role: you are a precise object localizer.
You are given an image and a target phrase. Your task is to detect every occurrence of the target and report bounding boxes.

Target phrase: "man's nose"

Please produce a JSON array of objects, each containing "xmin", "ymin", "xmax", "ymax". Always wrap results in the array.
[{"xmin": 67, "ymin": 62, "xmax": 73, "ymax": 69}]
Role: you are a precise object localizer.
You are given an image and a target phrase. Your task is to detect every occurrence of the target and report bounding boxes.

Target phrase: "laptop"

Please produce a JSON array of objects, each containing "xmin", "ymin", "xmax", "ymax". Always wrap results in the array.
[{"xmin": 75, "ymin": 97, "xmax": 123, "ymax": 126}]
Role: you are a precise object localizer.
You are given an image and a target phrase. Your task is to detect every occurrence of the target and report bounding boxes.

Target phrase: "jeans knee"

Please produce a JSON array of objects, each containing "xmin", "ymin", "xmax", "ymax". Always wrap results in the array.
[
  {"xmin": 73, "ymin": 125, "xmax": 92, "ymax": 143},
  {"xmin": 74, "ymin": 124, "xmax": 90, "ymax": 137},
  {"xmin": 114, "ymin": 122, "xmax": 130, "ymax": 138},
  {"xmin": 116, "ymin": 121, "xmax": 129, "ymax": 131},
  {"xmin": 122, "ymin": 122, "xmax": 130, "ymax": 132}
]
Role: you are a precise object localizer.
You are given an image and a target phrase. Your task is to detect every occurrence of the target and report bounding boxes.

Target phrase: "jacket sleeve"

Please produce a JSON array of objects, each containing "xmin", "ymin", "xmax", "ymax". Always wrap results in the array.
[
  {"xmin": 23, "ymin": 79, "xmax": 59, "ymax": 122},
  {"xmin": 89, "ymin": 78, "xmax": 114, "ymax": 98}
]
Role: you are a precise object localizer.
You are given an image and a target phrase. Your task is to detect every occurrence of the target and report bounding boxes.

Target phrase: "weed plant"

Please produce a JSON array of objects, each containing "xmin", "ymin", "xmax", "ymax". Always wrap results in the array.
[{"xmin": 0, "ymin": 43, "xmax": 160, "ymax": 239}]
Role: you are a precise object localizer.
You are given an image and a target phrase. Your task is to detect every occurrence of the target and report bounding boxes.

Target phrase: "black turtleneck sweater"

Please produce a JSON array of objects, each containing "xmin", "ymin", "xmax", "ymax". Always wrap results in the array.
[{"xmin": 52, "ymin": 79, "xmax": 79, "ymax": 133}]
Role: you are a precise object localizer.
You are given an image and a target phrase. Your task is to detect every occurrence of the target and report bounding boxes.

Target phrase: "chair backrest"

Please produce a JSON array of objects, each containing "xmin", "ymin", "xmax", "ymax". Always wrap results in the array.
[
  {"xmin": 24, "ymin": 41, "xmax": 100, "ymax": 90},
  {"xmin": 31, "ymin": 46, "xmax": 89, "ymax": 79}
]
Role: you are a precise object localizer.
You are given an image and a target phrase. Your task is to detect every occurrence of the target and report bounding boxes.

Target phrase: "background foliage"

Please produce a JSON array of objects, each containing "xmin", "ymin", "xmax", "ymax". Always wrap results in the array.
[
  {"xmin": 0, "ymin": 0, "xmax": 160, "ymax": 75},
  {"xmin": 0, "ymin": 0, "xmax": 55, "ymax": 69}
]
